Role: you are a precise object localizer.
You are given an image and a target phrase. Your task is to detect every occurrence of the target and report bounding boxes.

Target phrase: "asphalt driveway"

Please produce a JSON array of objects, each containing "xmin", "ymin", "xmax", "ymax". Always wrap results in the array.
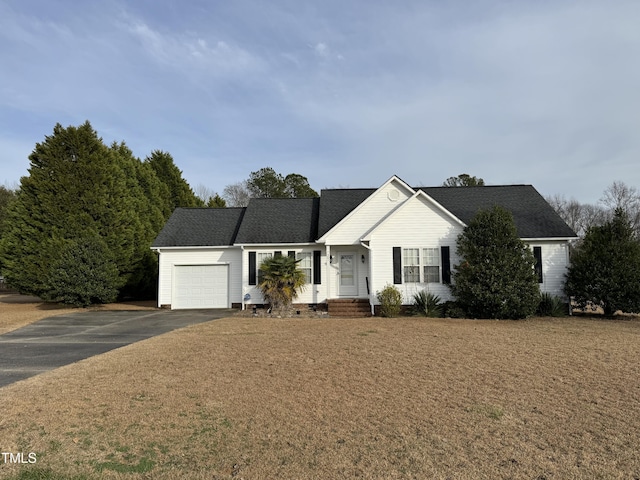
[{"xmin": 0, "ymin": 308, "xmax": 235, "ymax": 388}]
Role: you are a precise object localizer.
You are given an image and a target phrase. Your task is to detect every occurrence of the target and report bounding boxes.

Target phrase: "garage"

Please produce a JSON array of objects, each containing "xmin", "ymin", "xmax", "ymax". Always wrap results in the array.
[{"xmin": 173, "ymin": 265, "xmax": 229, "ymax": 309}]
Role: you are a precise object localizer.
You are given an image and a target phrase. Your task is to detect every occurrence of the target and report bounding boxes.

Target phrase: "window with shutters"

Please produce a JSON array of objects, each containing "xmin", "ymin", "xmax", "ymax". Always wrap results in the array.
[
  {"xmin": 296, "ymin": 252, "xmax": 313, "ymax": 283},
  {"xmin": 423, "ymin": 248, "xmax": 440, "ymax": 283},
  {"xmin": 403, "ymin": 248, "xmax": 420, "ymax": 283},
  {"xmin": 257, "ymin": 252, "xmax": 272, "ymax": 284}
]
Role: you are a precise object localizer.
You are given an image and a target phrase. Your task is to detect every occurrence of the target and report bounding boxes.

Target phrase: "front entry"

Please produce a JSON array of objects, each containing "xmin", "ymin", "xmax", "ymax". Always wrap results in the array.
[{"xmin": 338, "ymin": 252, "xmax": 358, "ymax": 296}]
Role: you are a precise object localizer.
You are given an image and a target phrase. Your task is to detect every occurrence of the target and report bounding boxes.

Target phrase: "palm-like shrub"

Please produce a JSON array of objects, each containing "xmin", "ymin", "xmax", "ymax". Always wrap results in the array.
[
  {"xmin": 536, "ymin": 292, "xmax": 568, "ymax": 317},
  {"xmin": 258, "ymin": 255, "xmax": 307, "ymax": 312},
  {"xmin": 412, "ymin": 290, "xmax": 443, "ymax": 317}
]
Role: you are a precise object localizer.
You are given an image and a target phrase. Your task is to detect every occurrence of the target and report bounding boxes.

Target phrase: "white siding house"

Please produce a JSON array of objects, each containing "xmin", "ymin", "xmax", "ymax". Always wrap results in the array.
[{"xmin": 152, "ymin": 175, "xmax": 577, "ymax": 313}]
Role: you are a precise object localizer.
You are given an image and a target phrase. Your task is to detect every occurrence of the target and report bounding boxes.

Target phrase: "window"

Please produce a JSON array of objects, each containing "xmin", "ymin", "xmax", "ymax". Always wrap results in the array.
[
  {"xmin": 403, "ymin": 248, "xmax": 420, "ymax": 283},
  {"xmin": 257, "ymin": 252, "xmax": 272, "ymax": 284},
  {"xmin": 533, "ymin": 246, "xmax": 543, "ymax": 283},
  {"xmin": 296, "ymin": 252, "xmax": 312, "ymax": 283},
  {"xmin": 423, "ymin": 248, "xmax": 440, "ymax": 283}
]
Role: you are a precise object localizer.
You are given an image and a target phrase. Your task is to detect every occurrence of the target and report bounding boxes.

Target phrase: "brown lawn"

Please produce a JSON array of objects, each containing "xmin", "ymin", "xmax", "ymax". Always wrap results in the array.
[{"xmin": 0, "ymin": 305, "xmax": 639, "ymax": 479}]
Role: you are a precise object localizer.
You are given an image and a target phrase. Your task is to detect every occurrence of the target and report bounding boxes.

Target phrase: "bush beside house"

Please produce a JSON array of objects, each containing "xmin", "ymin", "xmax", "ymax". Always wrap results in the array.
[
  {"xmin": 565, "ymin": 208, "xmax": 640, "ymax": 316},
  {"xmin": 449, "ymin": 206, "xmax": 540, "ymax": 319}
]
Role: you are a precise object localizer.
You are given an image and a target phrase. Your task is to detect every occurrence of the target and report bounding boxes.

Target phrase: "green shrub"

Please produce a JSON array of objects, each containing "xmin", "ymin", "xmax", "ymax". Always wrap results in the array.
[
  {"xmin": 376, "ymin": 284, "xmax": 403, "ymax": 317},
  {"xmin": 42, "ymin": 236, "xmax": 122, "ymax": 307},
  {"xmin": 442, "ymin": 301, "xmax": 466, "ymax": 318},
  {"xmin": 450, "ymin": 206, "xmax": 540, "ymax": 319},
  {"xmin": 536, "ymin": 292, "xmax": 568, "ymax": 317},
  {"xmin": 412, "ymin": 290, "xmax": 443, "ymax": 317},
  {"xmin": 565, "ymin": 208, "xmax": 640, "ymax": 316}
]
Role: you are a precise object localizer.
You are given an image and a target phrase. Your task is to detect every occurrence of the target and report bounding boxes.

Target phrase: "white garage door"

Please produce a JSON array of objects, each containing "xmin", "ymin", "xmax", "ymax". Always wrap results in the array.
[{"xmin": 173, "ymin": 265, "xmax": 228, "ymax": 309}]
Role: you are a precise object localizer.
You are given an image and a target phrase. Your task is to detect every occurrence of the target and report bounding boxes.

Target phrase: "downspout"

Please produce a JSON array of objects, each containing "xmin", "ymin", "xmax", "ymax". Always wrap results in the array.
[
  {"xmin": 151, "ymin": 247, "xmax": 161, "ymax": 308},
  {"xmin": 240, "ymin": 245, "xmax": 246, "ymax": 310},
  {"xmin": 360, "ymin": 241, "xmax": 374, "ymax": 316},
  {"xmin": 325, "ymin": 244, "xmax": 331, "ymax": 304}
]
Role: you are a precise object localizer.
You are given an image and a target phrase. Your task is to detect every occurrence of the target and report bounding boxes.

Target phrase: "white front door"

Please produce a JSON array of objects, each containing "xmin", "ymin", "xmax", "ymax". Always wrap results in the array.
[{"xmin": 338, "ymin": 253, "xmax": 358, "ymax": 296}]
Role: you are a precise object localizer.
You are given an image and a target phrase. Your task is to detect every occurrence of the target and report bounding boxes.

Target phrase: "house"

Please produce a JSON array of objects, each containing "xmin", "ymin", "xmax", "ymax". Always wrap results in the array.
[{"xmin": 151, "ymin": 176, "xmax": 577, "ymax": 314}]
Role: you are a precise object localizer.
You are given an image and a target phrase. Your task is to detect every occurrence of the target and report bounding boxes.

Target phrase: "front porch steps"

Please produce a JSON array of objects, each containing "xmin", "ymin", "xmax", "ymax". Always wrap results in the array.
[{"xmin": 327, "ymin": 298, "xmax": 372, "ymax": 317}]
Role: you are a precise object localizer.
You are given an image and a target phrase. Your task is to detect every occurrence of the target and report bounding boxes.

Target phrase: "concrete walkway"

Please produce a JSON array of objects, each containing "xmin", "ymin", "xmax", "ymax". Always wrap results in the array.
[{"xmin": 0, "ymin": 309, "xmax": 234, "ymax": 388}]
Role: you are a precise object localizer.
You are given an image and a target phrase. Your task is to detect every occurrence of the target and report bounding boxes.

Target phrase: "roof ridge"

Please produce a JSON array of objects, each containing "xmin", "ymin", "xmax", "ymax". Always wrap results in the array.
[{"xmin": 418, "ymin": 184, "xmax": 533, "ymax": 189}]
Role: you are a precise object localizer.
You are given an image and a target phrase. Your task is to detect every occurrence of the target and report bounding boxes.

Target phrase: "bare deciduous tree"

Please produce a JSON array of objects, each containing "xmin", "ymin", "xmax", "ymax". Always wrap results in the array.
[
  {"xmin": 223, "ymin": 181, "xmax": 251, "ymax": 207},
  {"xmin": 600, "ymin": 181, "xmax": 640, "ymax": 236},
  {"xmin": 547, "ymin": 181, "xmax": 639, "ymax": 238}
]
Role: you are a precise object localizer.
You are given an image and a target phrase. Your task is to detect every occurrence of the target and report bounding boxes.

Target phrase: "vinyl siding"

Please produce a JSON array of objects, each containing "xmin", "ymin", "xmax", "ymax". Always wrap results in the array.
[
  {"xmin": 368, "ymin": 195, "xmax": 464, "ymax": 304},
  {"xmin": 322, "ymin": 180, "xmax": 413, "ymax": 245},
  {"xmin": 157, "ymin": 248, "xmax": 242, "ymax": 308},
  {"xmin": 526, "ymin": 242, "xmax": 570, "ymax": 298},
  {"xmin": 242, "ymin": 247, "xmax": 328, "ymax": 305}
]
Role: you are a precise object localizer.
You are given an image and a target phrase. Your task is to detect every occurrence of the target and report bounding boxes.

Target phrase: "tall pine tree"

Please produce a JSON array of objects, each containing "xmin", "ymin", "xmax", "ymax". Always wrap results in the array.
[
  {"xmin": 0, "ymin": 123, "xmax": 140, "ymax": 301},
  {"xmin": 145, "ymin": 150, "xmax": 203, "ymax": 212}
]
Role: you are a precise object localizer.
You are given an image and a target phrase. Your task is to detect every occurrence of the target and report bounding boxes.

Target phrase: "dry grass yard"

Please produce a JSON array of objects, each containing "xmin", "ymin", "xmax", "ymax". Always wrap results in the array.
[{"xmin": 1, "ymin": 304, "xmax": 639, "ymax": 479}]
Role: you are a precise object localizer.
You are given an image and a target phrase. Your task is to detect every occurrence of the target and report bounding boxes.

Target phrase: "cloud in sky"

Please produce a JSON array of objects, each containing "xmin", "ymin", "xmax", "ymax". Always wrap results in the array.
[{"xmin": 1, "ymin": 0, "xmax": 639, "ymax": 203}]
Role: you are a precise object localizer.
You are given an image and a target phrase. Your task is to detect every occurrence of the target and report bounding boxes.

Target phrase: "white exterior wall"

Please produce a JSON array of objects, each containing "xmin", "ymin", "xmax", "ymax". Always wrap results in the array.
[
  {"xmin": 241, "ymin": 246, "xmax": 327, "ymax": 305},
  {"xmin": 526, "ymin": 241, "xmax": 571, "ymax": 298},
  {"xmin": 157, "ymin": 248, "xmax": 242, "ymax": 308},
  {"xmin": 325, "ymin": 245, "xmax": 371, "ymax": 299},
  {"xmin": 368, "ymin": 195, "xmax": 464, "ymax": 304},
  {"xmin": 322, "ymin": 180, "xmax": 413, "ymax": 245}
]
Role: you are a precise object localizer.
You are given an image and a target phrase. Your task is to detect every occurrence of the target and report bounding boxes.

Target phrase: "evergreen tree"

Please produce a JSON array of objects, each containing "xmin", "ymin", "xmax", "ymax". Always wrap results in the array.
[
  {"xmin": 450, "ymin": 206, "xmax": 540, "ymax": 319},
  {"xmin": 565, "ymin": 209, "xmax": 640, "ymax": 315},
  {"xmin": 145, "ymin": 150, "xmax": 203, "ymax": 212},
  {"xmin": 207, "ymin": 193, "xmax": 227, "ymax": 208},
  {"xmin": 245, "ymin": 167, "xmax": 318, "ymax": 198},
  {"xmin": 111, "ymin": 142, "xmax": 167, "ymax": 298},
  {"xmin": 443, "ymin": 174, "xmax": 485, "ymax": 187},
  {"xmin": 0, "ymin": 122, "xmax": 140, "ymax": 301},
  {"xmin": 284, "ymin": 173, "xmax": 318, "ymax": 198},
  {"xmin": 43, "ymin": 236, "xmax": 121, "ymax": 306},
  {"xmin": 247, "ymin": 167, "xmax": 288, "ymax": 198},
  {"xmin": 0, "ymin": 185, "xmax": 17, "ymax": 272}
]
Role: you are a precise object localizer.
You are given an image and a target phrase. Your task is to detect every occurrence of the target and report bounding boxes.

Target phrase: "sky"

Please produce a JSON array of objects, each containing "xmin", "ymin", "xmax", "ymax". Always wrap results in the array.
[{"xmin": 1, "ymin": 0, "xmax": 639, "ymax": 204}]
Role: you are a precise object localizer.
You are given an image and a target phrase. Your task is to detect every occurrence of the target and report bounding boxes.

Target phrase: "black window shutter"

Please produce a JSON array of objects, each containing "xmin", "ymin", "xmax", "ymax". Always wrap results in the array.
[
  {"xmin": 248, "ymin": 251, "xmax": 257, "ymax": 285},
  {"xmin": 393, "ymin": 247, "xmax": 402, "ymax": 284},
  {"xmin": 313, "ymin": 250, "xmax": 321, "ymax": 284},
  {"xmin": 441, "ymin": 246, "xmax": 451, "ymax": 284},
  {"xmin": 288, "ymin": 251, "xmax": 296, "ymax": 258},
  {"xmin": 533, "ymin": 246, "xmax": 543, "ymax": 283},
  {"xmin": 274, "ymin": 251, "xmax": 282, "ymax": 257}
]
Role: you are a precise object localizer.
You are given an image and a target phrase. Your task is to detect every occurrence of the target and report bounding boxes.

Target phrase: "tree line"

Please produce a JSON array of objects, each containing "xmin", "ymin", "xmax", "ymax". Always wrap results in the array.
[
  {"xmin": 0, "ymin": 122, "xmax": 316, "ymax": 306},
  {"xmin": 1, "ymin": 125, "xmax": 638, "ymax": 316}
]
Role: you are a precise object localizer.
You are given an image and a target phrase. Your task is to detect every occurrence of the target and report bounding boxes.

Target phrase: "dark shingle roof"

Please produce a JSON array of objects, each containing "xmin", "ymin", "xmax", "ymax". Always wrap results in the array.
[
  {"xmin": 418, "ymin": 185, "xmax": 577, "ymax": 238},
  {"xmin": 317, "ymin": 188, "xmax": 375, "ymax": 238},
  {"xmin": 152, "ymin": 208, "xmax": 245, "ymax": 247},
  {"xmin": 234, "ymin": 197, "xmax": 320, "ymax": 244},
  {"xmin": 153, "ymin": 184, "xmax": 576, "ymax": 248}
]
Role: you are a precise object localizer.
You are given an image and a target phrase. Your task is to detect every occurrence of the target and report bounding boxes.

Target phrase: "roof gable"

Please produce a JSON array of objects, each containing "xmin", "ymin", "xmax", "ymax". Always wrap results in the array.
[
  {"xmin": 316, "ymin": 188, "xmax": 375, "ymax": 238},
  {"xmin": 362, "ymin": 190, "xmax": 466, "ymax": 241},
  {"xmin": 317, "ymin": 176, "xmax": 415, "ymax": 243}
]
